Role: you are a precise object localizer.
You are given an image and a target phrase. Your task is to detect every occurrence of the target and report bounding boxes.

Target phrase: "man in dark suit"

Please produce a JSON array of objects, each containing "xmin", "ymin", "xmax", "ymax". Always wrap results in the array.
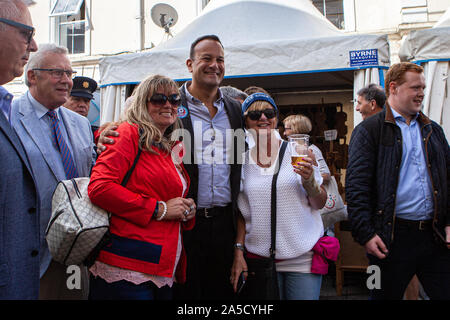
[
  {"xmin": 174, "ymin": 35, "xmax": 244, "ymax": 300},
  {"xmin": 0, "ymin": 0, "xmax": 39, "ymax": 299}
]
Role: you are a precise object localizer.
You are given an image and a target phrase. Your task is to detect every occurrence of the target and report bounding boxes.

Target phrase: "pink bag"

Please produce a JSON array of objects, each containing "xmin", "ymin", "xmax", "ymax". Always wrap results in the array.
[{"xmin": 311, "ymin": 236, "xmax": 340, "ymax": 275}]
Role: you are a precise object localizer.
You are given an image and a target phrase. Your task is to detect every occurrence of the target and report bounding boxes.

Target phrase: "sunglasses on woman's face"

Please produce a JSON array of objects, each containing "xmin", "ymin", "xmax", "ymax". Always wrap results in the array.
[
  {"xmin": 246, "ymin": 108, "xmax": 277, "ymax": 121},
  {"xmin": 148, "ymin": 93, "xmax": 181, "ymax": 106}
]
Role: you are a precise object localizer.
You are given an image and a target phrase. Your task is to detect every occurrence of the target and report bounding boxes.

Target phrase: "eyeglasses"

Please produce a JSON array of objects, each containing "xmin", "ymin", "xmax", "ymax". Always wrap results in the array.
[
  {"xmin": 0, "ymin": 18, "xmax": 35, "ymax": 45},
  {"xmin": 246, "ymin": 109, "xmax": 277, "ymax": 121},
  {"xmin": 32, "ymin": 68, "xmax": 77, "ymax": 79},
  {"xmin": 148, "ymin": 93, "xmax": 181, "ymax": 106}
]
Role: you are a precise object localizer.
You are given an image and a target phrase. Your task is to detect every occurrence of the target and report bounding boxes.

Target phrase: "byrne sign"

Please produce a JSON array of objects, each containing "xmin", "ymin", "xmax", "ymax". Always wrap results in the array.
[{"xmin": 349, "ymin": 49, "xmax": 378, "ymax": 67}]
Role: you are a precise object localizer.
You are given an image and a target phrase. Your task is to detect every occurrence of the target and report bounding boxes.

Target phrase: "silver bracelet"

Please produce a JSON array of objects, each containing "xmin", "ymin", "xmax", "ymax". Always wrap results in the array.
[{"xmin": 156, "ymin": 201, "xmax": 167, "ymax": 221}]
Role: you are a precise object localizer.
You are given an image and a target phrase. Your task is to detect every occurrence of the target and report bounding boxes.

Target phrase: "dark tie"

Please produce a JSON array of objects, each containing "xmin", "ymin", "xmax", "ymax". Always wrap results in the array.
[{"xmin": 47, "ymin": 110, "xmax": 78, "ymax": 179}]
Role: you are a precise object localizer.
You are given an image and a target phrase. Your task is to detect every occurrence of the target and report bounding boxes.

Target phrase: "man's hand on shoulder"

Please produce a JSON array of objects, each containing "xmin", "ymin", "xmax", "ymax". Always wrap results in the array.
[
  {"xmin": 97, "ymin": 121, "xmax": 120, "ymax": 155},
  {"xmin": 365, "ymin": 234, "xmax": 389, "ymax": 259}
]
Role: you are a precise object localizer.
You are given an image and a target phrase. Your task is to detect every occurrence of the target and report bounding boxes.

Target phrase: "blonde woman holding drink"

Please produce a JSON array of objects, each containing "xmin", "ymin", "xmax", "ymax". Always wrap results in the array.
[{"xmin": 230, "ymin": 93, "xmax": 327, "ymax": 300}]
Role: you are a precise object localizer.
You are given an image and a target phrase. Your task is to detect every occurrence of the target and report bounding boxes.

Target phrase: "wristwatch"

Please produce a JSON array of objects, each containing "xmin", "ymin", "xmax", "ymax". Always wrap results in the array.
[{"xmin": 234, "ymin": 243, "xmax": 245, "ymax": 252}]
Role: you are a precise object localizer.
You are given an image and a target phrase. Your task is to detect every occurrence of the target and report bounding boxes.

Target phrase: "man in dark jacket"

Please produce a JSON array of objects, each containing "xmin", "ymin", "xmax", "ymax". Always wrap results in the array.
[
  {"xmin": 174, "ymin": 35, "xmax": 243, "ymax": 300},
  {"xmin": 346, "ymin": 62, "xmax": 449, "ymax": 300},
  {"xmin": 356, "ymin": 83, "xmax": 385, "ymax": 120}
]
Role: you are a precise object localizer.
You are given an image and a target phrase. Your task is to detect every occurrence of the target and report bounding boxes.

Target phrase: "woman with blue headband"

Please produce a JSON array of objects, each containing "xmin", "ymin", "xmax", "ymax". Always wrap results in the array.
[{"xmin": 230, "ymin": 93, "xmax": 327, "ymax": 300}]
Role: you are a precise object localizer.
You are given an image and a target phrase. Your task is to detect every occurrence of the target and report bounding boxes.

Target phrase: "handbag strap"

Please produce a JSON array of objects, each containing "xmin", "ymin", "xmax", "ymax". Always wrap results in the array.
[
  {"xmin": 121, "ymin": 147, "xmax": 142, "ymax": 186},
  {"xmin": 121, "ymin": 128, "xmax": 143, "ymax": 187},
  {"xmin": 270, "ymin": 140, "xmax": 288, "ymax": 259}
]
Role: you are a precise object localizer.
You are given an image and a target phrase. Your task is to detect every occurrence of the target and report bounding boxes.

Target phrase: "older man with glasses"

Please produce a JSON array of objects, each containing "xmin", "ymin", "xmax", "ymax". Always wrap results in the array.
[
  {"xmin": 10, "ymin": 43, "xmax": 96, "ymax": 299},
  {"xmin": 0, "ymin": 1, "xmax": 37, "ymax": 84},
  {"xmin": 0, "ymin": 0, "xmax": 39, "ymax": 299}
]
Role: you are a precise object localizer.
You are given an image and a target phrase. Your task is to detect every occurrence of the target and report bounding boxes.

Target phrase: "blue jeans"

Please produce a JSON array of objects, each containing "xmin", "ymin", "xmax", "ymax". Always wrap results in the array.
[
  {"xmin": 89, "ymin": 275, "xmax": 173, "ymax": 300},
  {"xmin": 277, "ymin": 272, "xmax": 322, "ymax": 300}
]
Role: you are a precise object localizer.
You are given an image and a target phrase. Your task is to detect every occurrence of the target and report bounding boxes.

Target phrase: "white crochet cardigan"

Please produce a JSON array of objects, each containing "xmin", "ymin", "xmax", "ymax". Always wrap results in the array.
[{"xmin": 238, "ymin": 141, "xmax": 324, "ymax": 260}]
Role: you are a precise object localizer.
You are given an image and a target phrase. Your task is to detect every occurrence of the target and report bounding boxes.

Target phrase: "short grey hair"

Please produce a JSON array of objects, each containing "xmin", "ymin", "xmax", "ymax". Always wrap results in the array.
[
  {"xmin": 0, "ymin": 0, "xmax": 35, "ymax": 29},
  {"xmin": 357, "ymin": 83, "xmax": 386, "ymax": 108},
  {"xmin": 25, "ymin": 43, "xmax": 69, "ymax": 86},
  {"xmin": 220, "ymin": 86, "xmax": 248, "ymax": 102}
]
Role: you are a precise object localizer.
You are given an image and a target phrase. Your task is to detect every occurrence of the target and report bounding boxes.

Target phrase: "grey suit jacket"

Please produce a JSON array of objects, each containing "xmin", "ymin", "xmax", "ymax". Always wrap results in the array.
[
  {"xmin": 11, "ymin": 92, "xmax": 95, "ymax": 277},
  {"xmin": 0, "ymin": 107, "xmax": 40, "ymax": 299}
]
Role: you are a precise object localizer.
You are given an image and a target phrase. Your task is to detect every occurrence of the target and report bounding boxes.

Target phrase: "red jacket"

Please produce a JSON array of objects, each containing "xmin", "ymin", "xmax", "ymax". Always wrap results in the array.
[{"xmin": 88, "ymin": 122, "xmax": 194, "ymax": 283}]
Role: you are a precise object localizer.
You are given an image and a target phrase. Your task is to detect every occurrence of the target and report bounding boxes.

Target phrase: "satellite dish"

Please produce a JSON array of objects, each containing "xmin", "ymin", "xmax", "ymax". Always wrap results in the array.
[{"xmin": 151, "ymin": 3, "xmax": 178, "ymax": 39}]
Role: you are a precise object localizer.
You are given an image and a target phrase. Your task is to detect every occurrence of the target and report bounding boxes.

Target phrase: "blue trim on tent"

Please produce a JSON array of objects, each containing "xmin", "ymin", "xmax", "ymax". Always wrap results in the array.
[
  {"xmin": 99, "ymin": 81, "xmax": 141, "ymax": 88},
  {"xmin": 99, "ymin": 66, "xmax": 390, "ymax": 88},
  {"xmin": 413, "ymin": 58, "xmax": 450, "ymax": 65}
]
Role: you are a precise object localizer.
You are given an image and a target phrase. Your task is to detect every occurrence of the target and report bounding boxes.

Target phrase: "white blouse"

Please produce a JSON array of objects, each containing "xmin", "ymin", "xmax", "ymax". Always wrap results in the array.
[{"xmin": 238, "ymin": 140, "xmax": 324, "ymax": 265}]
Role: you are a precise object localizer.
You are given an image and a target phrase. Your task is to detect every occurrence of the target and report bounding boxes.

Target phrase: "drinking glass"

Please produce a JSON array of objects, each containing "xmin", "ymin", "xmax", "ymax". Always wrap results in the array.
[{"xmin": 288, "ymin": 134, "xmax": 309, "ymax": 166}]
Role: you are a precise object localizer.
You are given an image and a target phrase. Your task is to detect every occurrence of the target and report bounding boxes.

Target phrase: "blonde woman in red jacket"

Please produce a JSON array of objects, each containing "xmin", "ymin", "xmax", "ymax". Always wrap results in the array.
[{"xmin": 88, "ymin": 74, "xmax": 196, "ymax": 300}]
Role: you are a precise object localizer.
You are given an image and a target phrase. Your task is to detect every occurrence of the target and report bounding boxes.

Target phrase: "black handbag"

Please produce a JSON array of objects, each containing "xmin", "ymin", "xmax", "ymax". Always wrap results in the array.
[{"xmin": 239, "ymin": 141, "xmax": 287, "ymax": 300}]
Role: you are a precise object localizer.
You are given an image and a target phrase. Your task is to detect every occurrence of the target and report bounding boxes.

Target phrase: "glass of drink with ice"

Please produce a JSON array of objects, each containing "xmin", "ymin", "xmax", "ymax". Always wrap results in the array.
[{"xmin": 288, "ymin": 134, "xmax": 309, "ymax": 166}]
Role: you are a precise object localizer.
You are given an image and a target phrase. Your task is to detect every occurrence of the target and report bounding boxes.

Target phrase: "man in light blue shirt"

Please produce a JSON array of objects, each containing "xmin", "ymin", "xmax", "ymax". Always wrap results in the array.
[
  {"xmin": 390, "ymin": 107, "xmax": 436, "ymax": 300},
  {"xmin": 346, "ymin": 62, "xmax": 450, "ymax": 300},
  {"xmin": 175, "ymin": 35, "xmax": 244, "ymax": 300},
  {"xmin": 11, "ymin": 43, "xmax": 95, "ymax": 299},
  {"xmin": 391, "ymin": 108, "xmax": 434, "ymax": 220},
  {"xmin": 182, "ymin": 85, "xmax": 232, "ymax": 209}
]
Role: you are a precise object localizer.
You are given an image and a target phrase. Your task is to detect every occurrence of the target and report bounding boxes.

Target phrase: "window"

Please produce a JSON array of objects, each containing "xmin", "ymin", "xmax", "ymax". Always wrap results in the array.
[
  {"xmin": 50, "ymin": 0, "xmax": 87, "ymax": 55},
  {"xmin": 197, "ymin": 0, "xmax": 210, "ymax": 12},
  {"xmin": 50, "ymin": 0, "xmax": 84, "ymax": 16},
  {"xmin": 312, "ymin": 0, "xmax": 345, "ymax": 29},
  {"xmin": 201, "ymin": 0, "xmax": 211, "ymax": 9},
  {"xmin": 400, "ymin": 0, "xmax": 428, "ymax": 24}
]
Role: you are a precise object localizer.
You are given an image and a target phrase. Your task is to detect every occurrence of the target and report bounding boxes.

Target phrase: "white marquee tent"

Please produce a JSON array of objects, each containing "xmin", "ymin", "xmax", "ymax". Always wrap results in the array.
[
  {"xmin": 99, "ymin": 0, "xmax": 391, "ymax": 126},
  {"xmin": 399, "ymin": 7, "xmax": 450, "ymax": 139}
]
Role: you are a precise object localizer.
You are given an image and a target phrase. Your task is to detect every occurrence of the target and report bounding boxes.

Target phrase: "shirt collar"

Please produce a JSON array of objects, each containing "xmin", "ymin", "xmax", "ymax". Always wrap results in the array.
[
  {"xmin": 0, "ymin": 86, "xmax": 13, "ymax": 101},
  {"xmin": 182, "ymin": 81, "xmax": 224, "ymax": 105},
  {"xmin": 27, "ymin": 91, "xmax": 60, "ymax": 120},
  {"xmin": 390, "ymin": 107, "xmax": 419, "ymax": 124}
]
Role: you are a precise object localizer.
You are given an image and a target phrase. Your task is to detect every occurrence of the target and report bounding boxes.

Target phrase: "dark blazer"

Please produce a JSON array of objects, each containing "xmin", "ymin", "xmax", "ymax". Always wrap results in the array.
[
  {"xmin": 0, "ymin": 111, "xmax": 40, "ymax": 299},
  {"xmin": 346, "ymin": 104, "xmax": 449, "ymax": 249},
  {"xmin": 179, "ymin": 85, "xmax": 244, "ymax": 228}
]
